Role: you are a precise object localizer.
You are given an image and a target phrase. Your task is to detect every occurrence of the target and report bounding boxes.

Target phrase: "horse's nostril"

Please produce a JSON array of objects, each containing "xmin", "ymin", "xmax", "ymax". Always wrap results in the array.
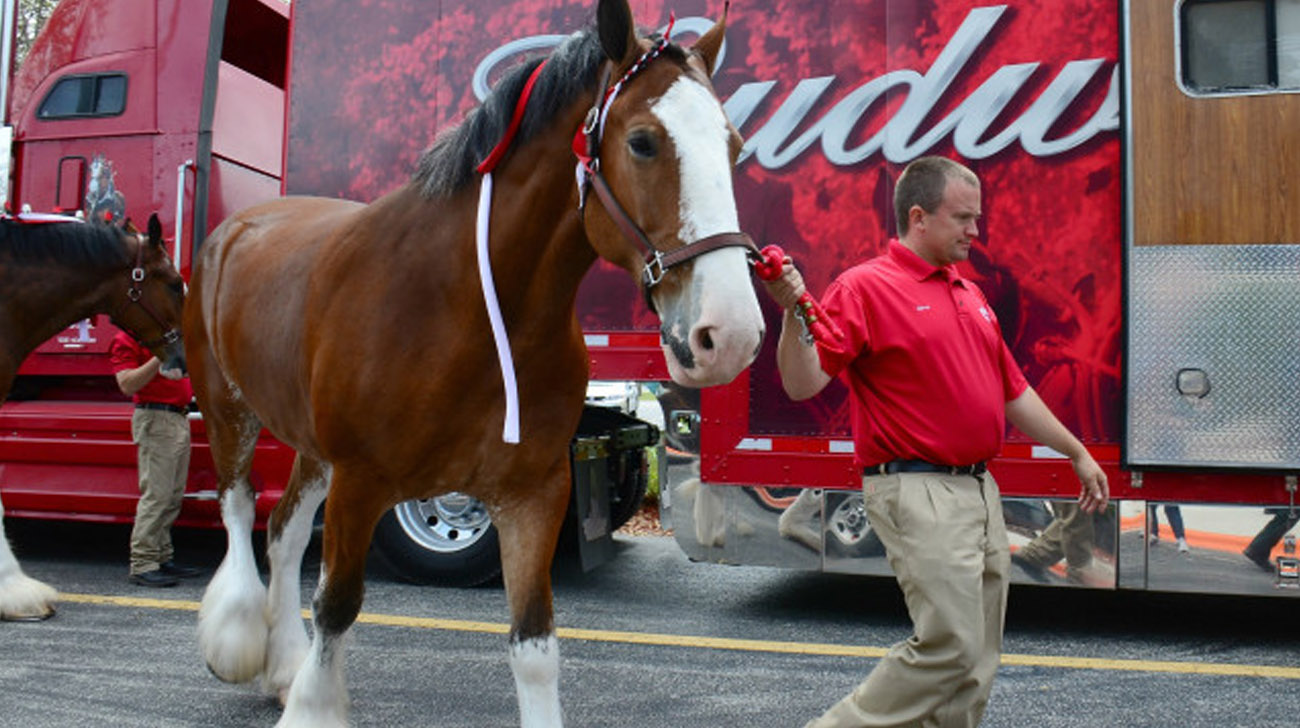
[{"xmin": 697, "ymin": 329, "xmax": 715, "ymax": 351}]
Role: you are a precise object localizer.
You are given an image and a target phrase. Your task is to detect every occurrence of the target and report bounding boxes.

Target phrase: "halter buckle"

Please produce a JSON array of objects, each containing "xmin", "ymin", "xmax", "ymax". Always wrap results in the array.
[
  {"xmin": 132, "ymin": 267, "xmax": 145, "ymax": 282},
  {"xmin": 582, "ymin": 106, "xmax": 600, "ymax": 135},
  {"xmin": 642, "ymin": 250, "xmax": 667, "ymax": 288}
]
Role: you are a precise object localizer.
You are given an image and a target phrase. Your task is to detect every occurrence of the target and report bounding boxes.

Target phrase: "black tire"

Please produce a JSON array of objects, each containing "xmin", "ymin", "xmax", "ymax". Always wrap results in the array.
[
  {"xmin": 609, "ymin": 447, "xmax": 649, "ymax": 530},
  {"xmin": 370, "ymin": 495, "xmax": 501, "ymax": 587}
]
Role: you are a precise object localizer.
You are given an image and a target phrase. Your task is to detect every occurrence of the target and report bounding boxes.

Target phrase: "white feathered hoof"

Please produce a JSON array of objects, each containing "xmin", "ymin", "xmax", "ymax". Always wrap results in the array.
[
  {"xmin": 0, "ymin": 573, "xmax": 58, "ymax": 622},
  {"xmin": 275, "ymin": 647, "xmax": 350, "ymax": 728},
  {"xmin": 197, "ymin": 561, "xmax": 269, "ymax": 683},
  {"xmin": 261, "ymin": 633, "xmax": 308, "ymax": 702}
]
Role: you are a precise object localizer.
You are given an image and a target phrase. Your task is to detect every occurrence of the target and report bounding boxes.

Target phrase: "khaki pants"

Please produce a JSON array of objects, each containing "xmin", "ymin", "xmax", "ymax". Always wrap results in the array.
[
  {"xmin": 128, "ymin": 409, "xmax": 191, "ymax": 575},
  {"xmin": 1017, "ymin": 502, "xmax": 1093, "ymax": 572},
  {"xmin": 806, "ymin": 471, "xmax": 1010, "ymax": 728}
]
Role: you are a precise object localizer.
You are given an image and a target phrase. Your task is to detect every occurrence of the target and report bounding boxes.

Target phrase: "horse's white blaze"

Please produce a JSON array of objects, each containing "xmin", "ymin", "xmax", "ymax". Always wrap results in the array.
[
  {"xmin": 199, "ymin": 482, "xmax": 269, "ymax": 683},
  {"xmin": 277, "ymin": 620, "xmax": 350, "ymax": 728},
  {"xmin": 509, "ymin": 634, "xmax": 563, "ymax": 728},
  {"xmin": 650, "ymin": 77, "xmax": 763, "ymax": 387},
  {"xmin": 0, "ymin": 497, "xmax": 58, "ymax": 620},
  {"xmin": 652, "ymin": 77, "xmax": 740, "ymax": 241},
  {"xmin": 264, "ymin": 473, "xmax": 329, "ymax": 698}
]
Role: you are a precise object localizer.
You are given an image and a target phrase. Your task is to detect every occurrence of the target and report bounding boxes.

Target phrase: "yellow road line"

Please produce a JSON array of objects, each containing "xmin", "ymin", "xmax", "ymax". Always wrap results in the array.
[{"xmin": 60, "ymin": 592, "xmax": 1300, "ymax": 680}]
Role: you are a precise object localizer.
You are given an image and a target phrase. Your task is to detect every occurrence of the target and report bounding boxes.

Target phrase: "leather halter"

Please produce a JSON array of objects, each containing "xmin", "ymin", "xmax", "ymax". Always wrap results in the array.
[
  {"xmin": 113, "ymin": 232, "xmax": 182, "ymax": 350},
  {"xmin": 571, "ymin": 38, "xmax": 759, "ymax": 308}
]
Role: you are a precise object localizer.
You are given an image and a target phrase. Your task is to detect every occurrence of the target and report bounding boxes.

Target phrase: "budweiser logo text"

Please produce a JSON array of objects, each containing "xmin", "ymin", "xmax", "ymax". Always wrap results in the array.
[{"xmin": 474, "ymin": 5, "xmax": 1118, "ymax": 168}]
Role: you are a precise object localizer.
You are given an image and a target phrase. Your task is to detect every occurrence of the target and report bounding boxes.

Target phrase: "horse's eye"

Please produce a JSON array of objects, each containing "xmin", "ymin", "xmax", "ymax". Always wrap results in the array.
[{"xmin": 627, "ymin": 131, "xmax": 657, "ymax": 160}]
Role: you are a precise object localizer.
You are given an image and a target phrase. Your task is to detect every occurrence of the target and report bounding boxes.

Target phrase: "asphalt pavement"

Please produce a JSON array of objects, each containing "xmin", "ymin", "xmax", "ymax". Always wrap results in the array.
[{"xmin": 2, "ymin": 517, "xmax": 1299, "ymax": 727}]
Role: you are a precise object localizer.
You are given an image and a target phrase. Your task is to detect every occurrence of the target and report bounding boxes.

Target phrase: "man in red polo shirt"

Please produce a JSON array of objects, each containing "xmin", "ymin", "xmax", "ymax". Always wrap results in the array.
[
  {"xmin": 110, "ymin": 330, "xmax": 200, "ymax": 587},
  {"xmin": 763, "ymin": 156, "xmax": 1108, "ymax": 728}
]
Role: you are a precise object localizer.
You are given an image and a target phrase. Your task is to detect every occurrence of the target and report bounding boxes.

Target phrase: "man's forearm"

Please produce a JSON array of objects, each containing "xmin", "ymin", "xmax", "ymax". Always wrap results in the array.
[
  {"xmin": 775, "ymin": 309, "xmax": 831, "ymax": 401},
  {"xmin": 115, "ymin": 358, "xmax": 161, "ymax": 396},
  {"xmin": 1005, "ymin": 387, "xmax": 1088, "ymax": 458}
]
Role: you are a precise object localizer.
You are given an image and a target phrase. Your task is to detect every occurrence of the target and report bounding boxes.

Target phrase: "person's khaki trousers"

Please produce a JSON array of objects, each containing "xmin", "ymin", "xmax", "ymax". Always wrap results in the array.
[
  {"xmin": 128, "ymin": 409, "xmax": 191, "ymax": 575},
  {"xmin": 805, "ymin": 470, "xmax": 1010, "ymax": 728},
  {"xmin": 1017, "ymin": 501, "xmax": 1093, "ymax": 572}
]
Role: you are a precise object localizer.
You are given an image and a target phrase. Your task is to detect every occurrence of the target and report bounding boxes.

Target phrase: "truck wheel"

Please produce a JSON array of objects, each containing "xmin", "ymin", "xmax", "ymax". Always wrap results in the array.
[
  {"xmin": 370, "ymin": 494, "xmax": 501, "ymax": 587},
  {"xmin": 609, "ymin": 448, "xmax": 649, "ymax": 531}
]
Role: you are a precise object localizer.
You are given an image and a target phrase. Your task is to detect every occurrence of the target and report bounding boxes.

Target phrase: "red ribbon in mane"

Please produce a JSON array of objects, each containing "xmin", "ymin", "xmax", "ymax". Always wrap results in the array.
[{"xmin": 476, "ymin": 59, "xmax": 549, "ymax": 175}]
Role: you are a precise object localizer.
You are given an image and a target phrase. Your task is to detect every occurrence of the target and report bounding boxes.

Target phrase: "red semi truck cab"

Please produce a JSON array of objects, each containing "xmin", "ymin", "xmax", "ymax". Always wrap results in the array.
[{"xmin": 0, "ymin": 0, "xmax": 290, "ymax": 527}]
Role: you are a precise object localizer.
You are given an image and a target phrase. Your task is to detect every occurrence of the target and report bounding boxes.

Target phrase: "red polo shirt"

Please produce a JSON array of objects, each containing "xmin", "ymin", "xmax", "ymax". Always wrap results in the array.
[
  {"xmin": 109, "ymin": 331, "xmax": 193, "ymax": 407},
  {"xmin": 815, "ymin": 240, "xmax": 1028, "ymax": 468}
]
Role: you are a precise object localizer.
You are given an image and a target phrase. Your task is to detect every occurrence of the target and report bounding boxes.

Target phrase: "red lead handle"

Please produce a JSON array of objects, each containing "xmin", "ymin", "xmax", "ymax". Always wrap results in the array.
[{"xmin": 752, "ymin": 244, "xmax": 843, "ymax": 346}]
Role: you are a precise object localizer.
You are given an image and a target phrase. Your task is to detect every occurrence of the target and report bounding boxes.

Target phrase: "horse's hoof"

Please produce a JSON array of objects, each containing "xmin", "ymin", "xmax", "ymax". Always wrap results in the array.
[
  {"xmin": 206, "ymin": 661, "xmax": 249, "ymax": 684},
  {"xmin": 1, "ymin": 605, "xmax": 56, "ymax": 622}
]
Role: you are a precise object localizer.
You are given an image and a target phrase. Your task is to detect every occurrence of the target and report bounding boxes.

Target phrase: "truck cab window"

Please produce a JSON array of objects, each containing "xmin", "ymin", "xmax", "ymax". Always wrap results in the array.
[
  {"xmin": 37, "ymin": 73, "xmax": 127, "ymax": 119},
  {"xmin": 1181, "ymin": 0, "xmax": 1300, "ymax": 92}
]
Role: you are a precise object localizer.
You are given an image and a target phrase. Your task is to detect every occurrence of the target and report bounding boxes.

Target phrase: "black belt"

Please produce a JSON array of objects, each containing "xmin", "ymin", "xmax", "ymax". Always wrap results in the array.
[
  {"xmin": 866, "ymin": 460, "xmax": 986, "ymax": 476},
  {"xmin": 135, "ymin": 402, "xmax": 188, "ymax": 415}
]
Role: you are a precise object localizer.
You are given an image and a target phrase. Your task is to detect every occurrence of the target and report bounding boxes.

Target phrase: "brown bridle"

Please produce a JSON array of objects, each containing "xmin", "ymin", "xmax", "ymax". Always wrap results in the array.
[
  {"xmin": 571, "ymin": 35, "xmax": 760, "ymax": 307},
  {"xmin": 112, "ymin": 231, "xmax": 182, "ymax": 350}
]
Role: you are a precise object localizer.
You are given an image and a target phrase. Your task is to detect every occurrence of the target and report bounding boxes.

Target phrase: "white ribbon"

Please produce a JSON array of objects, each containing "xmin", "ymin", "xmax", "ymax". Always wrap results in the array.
[{"xmin": 476, "ymin": 172, "xmax": 520, "ymax": 444}]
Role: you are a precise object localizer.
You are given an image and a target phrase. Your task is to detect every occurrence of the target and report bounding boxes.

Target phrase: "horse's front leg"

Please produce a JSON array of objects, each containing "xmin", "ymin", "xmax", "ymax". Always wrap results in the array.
[
  {"xmin": 495, "ymin": 463, "xmax": 573, "ymax": 728},
  {"xmin": 263, "ymin": 455, "xmax": 330, "ymax": 703},
  {"xmin": 277, "ymin": 469, "xmax": 385, "ymax": 728},
  {"xmin": 0, "ymin": 495, "xmax": 58, "ymax": 621},
  {"xmin": 190, "ymin": 321, "xmax": 269, "ymax": 682},
  {"xmin": 199, "ymin": 477, "xmax": 268, "ymax": 682}
]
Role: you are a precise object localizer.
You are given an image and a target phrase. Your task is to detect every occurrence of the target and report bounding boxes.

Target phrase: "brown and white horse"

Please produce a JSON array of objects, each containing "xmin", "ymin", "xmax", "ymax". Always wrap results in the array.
[
  {"xmin": 0, "ymin": 213, "xmax": 185, "ymax": 621},
  {"xmin": 186, "ymin": 1, "xmax": 762, "ymax": 725}
]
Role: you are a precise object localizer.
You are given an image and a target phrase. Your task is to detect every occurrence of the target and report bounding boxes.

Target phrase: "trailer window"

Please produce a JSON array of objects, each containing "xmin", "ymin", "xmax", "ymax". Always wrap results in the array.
[
  {"xmin": 1181, "ymin": 0, "xmax": 1300, "ymax": 92},
  {"xmin": 37, "ymin": 74, "xmax": 127, "ymax": 119}
]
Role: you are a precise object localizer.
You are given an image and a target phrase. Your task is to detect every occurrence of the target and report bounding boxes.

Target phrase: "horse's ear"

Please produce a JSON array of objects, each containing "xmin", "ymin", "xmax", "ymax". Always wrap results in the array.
[
  {"xmin": 597, "ymin": 0, "xmax": 637, "ymax": 66},
  {"xmin": 694, "ymin": 4, "xmax": 729, "ymax": 76},
  {"xmin": 147, "ymin": 213, "xmax": 164, "ymax": 248}
]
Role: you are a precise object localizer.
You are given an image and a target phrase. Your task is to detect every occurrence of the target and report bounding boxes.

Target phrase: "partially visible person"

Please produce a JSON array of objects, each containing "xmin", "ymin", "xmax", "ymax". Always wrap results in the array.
[
  {"xmin": 1148, "ymin": 503, "xmax": 1189, "ymax": 553},
  {"xmin": 110, "ymin": 330, "xmax": 200, "ymax": 587},
  {"xmin": 1243, "ymin": 507, "xmax": 1300, "ymax": 572},
  {"xmin": 1011, "ymin": 501, "xmax": 1097, "ymax": 583},
  {"xmin": 762, "ymin": 156, "xmax": 1108, "ymax": 728}
]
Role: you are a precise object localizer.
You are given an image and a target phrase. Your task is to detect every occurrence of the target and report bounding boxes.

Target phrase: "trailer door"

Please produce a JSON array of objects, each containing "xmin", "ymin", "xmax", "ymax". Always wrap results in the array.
[
  {"xmin": 192, "ymin": 0, "xmax": 288, "ymax": 261},
  {"xmin": 1124, "ymin": 0, "xmax": 1300, "ymax": 470}
]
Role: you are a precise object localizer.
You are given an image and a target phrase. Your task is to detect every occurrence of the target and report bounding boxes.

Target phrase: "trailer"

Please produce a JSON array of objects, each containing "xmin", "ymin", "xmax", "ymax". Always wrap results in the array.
[{"xmin": 2, "ymin": 0, "xmax": 1297, "ymax": 597}]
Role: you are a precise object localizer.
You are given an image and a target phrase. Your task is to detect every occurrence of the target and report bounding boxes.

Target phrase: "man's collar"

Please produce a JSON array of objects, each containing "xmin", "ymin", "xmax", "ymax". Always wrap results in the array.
[{"xmin": 888, "ymin": 239, "xmax": 961, "ymax": 283}]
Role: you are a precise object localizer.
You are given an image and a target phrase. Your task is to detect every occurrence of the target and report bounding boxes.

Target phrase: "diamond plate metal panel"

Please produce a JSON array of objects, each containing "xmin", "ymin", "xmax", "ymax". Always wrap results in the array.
[{"xmin": 1127, "ymin": 245, "xmax": 1300, "ymax": 469}]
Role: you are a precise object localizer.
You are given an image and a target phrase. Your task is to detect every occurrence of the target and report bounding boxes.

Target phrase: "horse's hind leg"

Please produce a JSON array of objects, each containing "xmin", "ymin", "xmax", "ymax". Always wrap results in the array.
[
  {"xmin": 277, "ymin": 467, "xmax": 386, "ymax": 728},
  {"xmin": 190, "ymin": 328, "xmax": 269, "ymax": 683},
  {"xmin": 0, "ymin": 495, "xmax": 59, "ymax": 621},
  {"xmin": 495, "ymin": 464, "xmax": 572, "ymax": 728},
  {"xmin": 263, "ymin": 455, "xmax": 329, "ymax": 702}
]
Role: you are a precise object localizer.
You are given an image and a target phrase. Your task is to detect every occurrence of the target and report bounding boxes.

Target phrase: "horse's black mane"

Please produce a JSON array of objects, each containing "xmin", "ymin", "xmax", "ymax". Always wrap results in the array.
[
  {"xmin": 414, "ymin": 26, "xmax": 684, "ymax": 198},
  {"xmin": 0, "ymin": 218, "xmax": 130, "ymax": 268}
]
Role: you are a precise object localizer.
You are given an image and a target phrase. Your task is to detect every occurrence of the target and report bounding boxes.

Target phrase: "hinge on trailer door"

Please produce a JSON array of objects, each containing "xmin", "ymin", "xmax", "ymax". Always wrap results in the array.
[{"xmin": 1276, "ymin": 476, "xmax": 1299, "ymax": 590}]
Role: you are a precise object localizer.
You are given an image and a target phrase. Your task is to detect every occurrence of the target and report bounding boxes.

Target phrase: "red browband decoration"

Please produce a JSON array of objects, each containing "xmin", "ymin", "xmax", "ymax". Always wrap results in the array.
[{"xmin": 476, "ymin": 59, "xmax": 549, "ymax": 175}]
